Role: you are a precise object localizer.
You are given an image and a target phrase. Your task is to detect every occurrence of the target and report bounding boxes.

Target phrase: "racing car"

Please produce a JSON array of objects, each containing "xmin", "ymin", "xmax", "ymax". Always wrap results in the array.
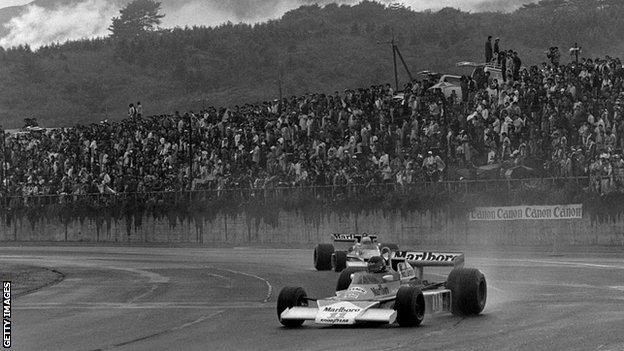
[
  {"xmin": 313, "ymin": 233, "xmax": 400, "ymax": 272},
  {"xmin": 278, "ymin": 251, "xmax": 486, "ymax": 327}
]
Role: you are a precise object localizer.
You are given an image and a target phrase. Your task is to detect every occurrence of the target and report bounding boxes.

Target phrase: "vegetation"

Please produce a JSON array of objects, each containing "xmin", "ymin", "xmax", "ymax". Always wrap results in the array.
[
  {"xmin": 109, "ymin": 0, "xmax": 165, "ymax": 40},
  {"xmin": 2, "ymin": 0, "xmax": 624, "ymax": 128}
]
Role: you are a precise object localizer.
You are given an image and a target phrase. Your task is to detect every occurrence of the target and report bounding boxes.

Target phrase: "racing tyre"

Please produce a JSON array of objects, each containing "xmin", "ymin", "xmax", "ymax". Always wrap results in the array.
[
  {"xmin": 277, "ymin": 287, "xmax": 308, "ymax": 328},
  {"xmin": 380, "ymin": 243, "xmax": 400, "ymax": 252},
  {"xmin": 335, "ymin": 267, "xmax": 366, "ymax": 292},
  {"xmin": 394, "ymin": 286, "xmax": 425, "ymax": 327},
  {"xmin": 332, "ymin": 251, "xmax": 347, "ymax": 272},
  {"xmin": 314, "ymin": 244, "xmax": 334, "ymax": 271},
  {"xmin": 445, "ymin": 268, "xmax": 487, "ymax": 316}
]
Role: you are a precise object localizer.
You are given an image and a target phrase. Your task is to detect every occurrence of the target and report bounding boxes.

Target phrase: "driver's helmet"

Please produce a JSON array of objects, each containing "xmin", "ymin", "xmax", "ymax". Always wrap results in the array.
[
  {"xmin": 380, "ymin": 247, "xmax": 392, "ymax": 264},
  {"xmin": 361, "ymin": 236, "xmax": 372, "ymax": 245},
  {"xmin": 367, "ymin": 256, "xmax": 387, "ymax": 274}
]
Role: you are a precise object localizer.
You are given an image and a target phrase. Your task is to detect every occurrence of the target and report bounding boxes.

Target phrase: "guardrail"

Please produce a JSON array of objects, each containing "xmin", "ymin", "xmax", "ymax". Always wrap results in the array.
[{"xmin": 0, "ymin": 176, "xmax": 592, "ymax": 206}]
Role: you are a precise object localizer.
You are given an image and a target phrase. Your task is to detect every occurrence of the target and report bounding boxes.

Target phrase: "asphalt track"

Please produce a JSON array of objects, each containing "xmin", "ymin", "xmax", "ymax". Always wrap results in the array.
[{"xmin": 1, "ymin": 246, "xmax": 623, "ymax": 351}]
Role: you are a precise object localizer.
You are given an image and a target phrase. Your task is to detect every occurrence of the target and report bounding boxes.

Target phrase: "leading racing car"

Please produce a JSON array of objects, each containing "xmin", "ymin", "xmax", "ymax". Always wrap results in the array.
[
  {"xmin": 313, "ymin": 233, "xmax": 400, "ymax": 272},
  {"xmin": 278, "ymin": 250, "xmax": 486, "ymax": 327}
]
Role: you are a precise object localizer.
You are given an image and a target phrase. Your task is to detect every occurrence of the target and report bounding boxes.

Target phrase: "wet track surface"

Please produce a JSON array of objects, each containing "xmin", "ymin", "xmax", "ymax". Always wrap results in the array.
[{"xmin": 1, "ymin": 246, "xmax": 623, "ymax": 351}]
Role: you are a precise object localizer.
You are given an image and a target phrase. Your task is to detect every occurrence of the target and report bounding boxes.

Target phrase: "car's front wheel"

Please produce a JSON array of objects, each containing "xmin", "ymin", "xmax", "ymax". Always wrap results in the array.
[
  {"xmin": 394, "ymin": 286, "xmax": 425, "ymax": 327},
  {"xmin": 277, "ymin": 287, "xmax": 308, "ymax": 327}
]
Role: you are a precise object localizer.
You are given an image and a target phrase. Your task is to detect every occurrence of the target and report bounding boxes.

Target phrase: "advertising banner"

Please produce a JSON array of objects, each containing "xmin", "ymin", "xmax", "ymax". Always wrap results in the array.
[{"xmin": 468, "ymin": 204, "xmax": 582, "ymax": 221}]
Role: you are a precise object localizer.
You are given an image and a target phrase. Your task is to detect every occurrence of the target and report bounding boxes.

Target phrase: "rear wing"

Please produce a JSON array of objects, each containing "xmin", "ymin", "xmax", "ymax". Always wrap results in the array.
[
  {"xmin": 391, "ymin": 251, "xmax": 465, "ymax": 280},
  {"xmin": 331, "ymin": 233, "xmax": 378, "ymax": 243},
  {"xmin": 331, "ymin": 233, "xmax": 378, "ymax": 252}
]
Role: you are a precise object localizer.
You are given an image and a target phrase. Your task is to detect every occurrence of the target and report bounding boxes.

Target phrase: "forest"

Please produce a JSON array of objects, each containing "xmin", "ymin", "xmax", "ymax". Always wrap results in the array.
[{"xmin": 1, "ymin": 0, "xmax": 624, "ymax": 128}]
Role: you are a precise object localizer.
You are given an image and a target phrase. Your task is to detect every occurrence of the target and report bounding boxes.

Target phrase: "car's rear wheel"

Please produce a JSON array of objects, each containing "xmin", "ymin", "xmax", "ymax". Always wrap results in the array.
[
  {"xmin": 335, "ymin": 267, "xmax": 366, "ymax": 292},
  {"xmin": 445, "ymin": 268, "xmax": 487, "ymax": 316},
  {"xmin": 394, "ymin": 286, "xmax": 425, "ymax": 327},
  {"xmin": 277, "ymin": 287, "xmax": 308, "ymax": 327},
  {"xmin": 314, "ymin": 244, "xmax": 334, "ymax": 271},
  {"xmin": 332, "ymin": 251, "xmax": 347, "ymax": 272}
]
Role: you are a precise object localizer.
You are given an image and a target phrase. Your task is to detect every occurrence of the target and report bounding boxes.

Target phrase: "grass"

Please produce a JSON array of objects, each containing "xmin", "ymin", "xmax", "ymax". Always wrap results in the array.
[{"xmin": 0, "ymin": 263, "xmax": 64, "ymax": 297}]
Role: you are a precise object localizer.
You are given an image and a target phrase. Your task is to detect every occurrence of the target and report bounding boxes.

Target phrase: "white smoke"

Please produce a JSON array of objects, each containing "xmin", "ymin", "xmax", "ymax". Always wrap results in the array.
[
  {"xmin": 0, "ymin": 0, "xmax": 117, "ymax": 49},
  {"xmin": 161, "ymin": 1, "xmax": 314, "ymax": 28},
  {"xmin": 0, "ymin": 0, "xmax": 536, "ymax": 49}
]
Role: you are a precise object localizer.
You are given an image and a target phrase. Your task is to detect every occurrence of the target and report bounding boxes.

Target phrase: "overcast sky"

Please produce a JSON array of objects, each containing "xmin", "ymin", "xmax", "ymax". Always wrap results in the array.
[
  {"xmin": 1, "ymin": 0, "xmax": 31, "ymax": 8},
  {"xmin": 0, "ymin": 0, "xmax": 536, "ymax": 49}
]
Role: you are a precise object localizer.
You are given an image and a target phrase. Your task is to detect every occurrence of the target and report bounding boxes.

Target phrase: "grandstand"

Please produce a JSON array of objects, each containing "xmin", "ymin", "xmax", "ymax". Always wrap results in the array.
[{"xmin": 2, "ymin": 52, "xmax": 623, "ymax": 197}]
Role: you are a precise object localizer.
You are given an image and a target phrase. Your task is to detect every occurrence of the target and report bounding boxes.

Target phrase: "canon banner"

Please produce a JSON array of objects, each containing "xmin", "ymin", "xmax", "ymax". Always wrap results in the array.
[{"xmin": 469, "ymin": 204, "xmax": 583, "ymax": 221}]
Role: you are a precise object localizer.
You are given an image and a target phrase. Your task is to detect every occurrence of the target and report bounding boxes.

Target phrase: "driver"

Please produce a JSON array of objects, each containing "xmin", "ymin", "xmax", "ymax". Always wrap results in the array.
[
  {"xmin": 359, "ymin": 236, "xmax": 376, "ymax": 250},
  {"xmin": 366, "ymin": 256, "xmax": 388, "ymax": 274}
]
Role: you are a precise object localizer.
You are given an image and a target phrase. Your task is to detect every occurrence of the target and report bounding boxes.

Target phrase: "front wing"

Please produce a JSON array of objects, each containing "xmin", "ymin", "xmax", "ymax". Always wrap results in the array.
[{"xmin": 280, "ymin": 290, "xmax": 451, "ymax": 325}]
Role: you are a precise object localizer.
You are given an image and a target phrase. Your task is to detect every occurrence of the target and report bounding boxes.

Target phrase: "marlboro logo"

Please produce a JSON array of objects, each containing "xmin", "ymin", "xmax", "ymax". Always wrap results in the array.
[
  {"xmin": 394, "ymin": 252, "xmax": 460, "ymax": 261},
  {"xmin": 322, "ymin": 306, "xmax": 360, "ymax": 313}
]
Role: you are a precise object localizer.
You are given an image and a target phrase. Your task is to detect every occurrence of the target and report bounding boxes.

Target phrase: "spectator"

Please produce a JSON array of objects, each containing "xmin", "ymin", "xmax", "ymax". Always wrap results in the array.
[
  {"xmin": 128, "ymin": 103, "xmax": 136, "ymax": 119},
  {"xmin": 494, "ymin": 37, "xmax": 500, "ymax": 58},
  {"xmin": 547, "ymin": 47, "xmax": 561, "ymax": 67},
  {"xmin": 485, "ymin": 36, "xmax": 493, "ymax": 63},
  {"xmin": 2, "ymin": 49, "xmax": 624, "ymax": 197}
]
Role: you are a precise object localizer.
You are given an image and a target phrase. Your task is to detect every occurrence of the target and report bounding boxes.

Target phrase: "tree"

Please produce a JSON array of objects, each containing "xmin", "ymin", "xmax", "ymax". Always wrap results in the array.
[{"xmin": 109, "ymin": 0, "xmax": 165, "ymax": 40}]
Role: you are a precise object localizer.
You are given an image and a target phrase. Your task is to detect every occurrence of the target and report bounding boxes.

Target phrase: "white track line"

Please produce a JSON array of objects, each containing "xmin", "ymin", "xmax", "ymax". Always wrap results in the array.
[
  {"xmin": 15, "ymin": 302, "xmax": 272, "ymax": 310},
  {"xmin": 212, "ymin": 267, "xmax": 273, "ymax": 303},
  {"xmin": 0, "ymin": 256, "xmax": 170, "ymax": 283},
  {"xmin": 480, "ymin": 257, "xmax": 624, "ymax": 270}
]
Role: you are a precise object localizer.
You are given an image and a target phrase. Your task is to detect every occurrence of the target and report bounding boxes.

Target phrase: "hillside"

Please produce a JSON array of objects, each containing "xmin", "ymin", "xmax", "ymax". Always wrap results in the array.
[{"xmin": 1, "ymin": 0, "xmax": 624, "ymax": 128}]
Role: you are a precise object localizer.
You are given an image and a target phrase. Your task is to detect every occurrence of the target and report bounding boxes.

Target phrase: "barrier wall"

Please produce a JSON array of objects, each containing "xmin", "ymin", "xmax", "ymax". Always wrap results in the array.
[{"xmin": 2, "ymin": 208, "xmax": 623, "ymax": 247}]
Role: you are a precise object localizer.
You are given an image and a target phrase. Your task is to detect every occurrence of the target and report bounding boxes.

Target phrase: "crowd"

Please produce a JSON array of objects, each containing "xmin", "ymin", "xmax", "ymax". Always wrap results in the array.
[{"xmin": 2, "ymin": 38, "xmax": 624, "ymax": 197}]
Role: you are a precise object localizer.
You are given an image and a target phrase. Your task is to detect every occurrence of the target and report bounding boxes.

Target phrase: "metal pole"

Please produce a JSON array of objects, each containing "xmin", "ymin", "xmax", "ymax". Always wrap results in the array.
[
  {"xmin": 394, "ymin": 45, "xmax": 414, "ymax": 82},
  {"xmin": 278, "ymin": 67, "xmax": 283, "ymax": 113},
  {"xmin": 188, "ymin": 114, "xmax": 193, "ymax": 190},
  {"xmin": 392, "ymin": 38, "xmax": 399, "ymax": 92}
]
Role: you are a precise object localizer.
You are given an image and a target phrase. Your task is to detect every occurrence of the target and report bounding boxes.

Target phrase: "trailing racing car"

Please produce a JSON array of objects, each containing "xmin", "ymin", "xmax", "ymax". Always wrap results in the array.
[
  {"xmin": 278, "ymin": 251, "xmax": 486, "ymax": 327},
  {"xmin": 313, "ymin": 233, "xmax": 400, "ymax": 272}
]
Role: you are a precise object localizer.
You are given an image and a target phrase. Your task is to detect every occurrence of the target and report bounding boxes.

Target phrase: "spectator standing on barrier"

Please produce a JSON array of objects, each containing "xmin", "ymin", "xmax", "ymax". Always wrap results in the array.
[
  {"xmin": 570, "ymin": 43, "xmax": 582, "ymax": 63},
  {"xmin": 485, "ymin": 36, "xmax": 493, "ymax": 63},
  {"xmin": 128, "ymin": 103, "xmax": 136, "ymax": 119},
  {"xmin": 494, "ymin": 38, "xmax": 500, "ymax": 61}
]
